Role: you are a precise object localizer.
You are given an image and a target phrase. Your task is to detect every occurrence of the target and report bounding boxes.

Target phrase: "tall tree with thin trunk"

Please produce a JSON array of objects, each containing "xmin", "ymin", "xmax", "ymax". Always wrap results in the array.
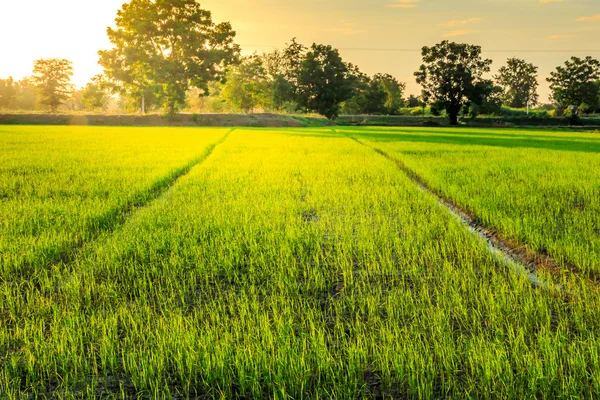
[
  {"xmin": 495, "ymin": 58, "xmax": 539, "ymax": 108},
  {"xmin": 32, "ymin": 58, "xmax": 74, "ymax": 112}
]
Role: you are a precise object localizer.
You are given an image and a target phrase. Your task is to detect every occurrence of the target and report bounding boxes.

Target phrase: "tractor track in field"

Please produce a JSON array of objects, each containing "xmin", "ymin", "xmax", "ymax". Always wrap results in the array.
[
  {"xmin": 340, "ymin": 130, "xmax": 597, "ymax": 292},
  {"xmin": 12, "ymin": 128, "xmax": 235, "ymax": 283}
]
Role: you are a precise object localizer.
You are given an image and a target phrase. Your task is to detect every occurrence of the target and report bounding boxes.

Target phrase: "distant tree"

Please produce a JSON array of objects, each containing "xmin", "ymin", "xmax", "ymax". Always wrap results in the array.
[
  {"xmin": 298, "ymin": 44, "xmax": 354, "ymax": 120},
  {"xmin": 271, "ymin": 75, "xmax": 296, "ymax": 111},
  {"xmin": 407, "ymin": 94, "xmax": 421, "ymax": 108},
  {"xmin": 547, "ymin": 56, "xmax": 600, "ymax": 115},
  {"xmin": 282, "ymin": 38, "xmax": 308, "ymax": 88},
  {"xmin": 465, "ymin": 80, "xmax": 503, "ymax": 117},
  {"xmin": 495, "ymin": 58, "xmax": 539, "ymax": 108},
  {"xmin": 261, "ymin": 39, "xmax": 308, "ymax": 111},
  {"xmin": 82, "ymin": 75, "xmax": 110, "ymax": 111},
  {"xmin": 415, "ymin": 41, "xmax": 492, "ymax": 125},
  {"xmin": 596, "ymin": 80, "xmax": 600, "ymax": 113},
  {"xmin": 31, "ymin": 58, "xmax": 74, "ymax": 112},
  {"xmin": 99, "ymin": 0, "xmax": 240, "ymax": 116},
  {"xmin": 221, "ymin": 55, "xmax": 270, "ymax": 113},
  {"xmin": 0, "ymin": 77, "xmax": 17, "ymax": 109},
  {"xmin": 262, "ymin": 49, "xmax": 286, "ymax": 79},
  {"xmin": 14, "ymin": 78, "xmax": 39, "ymax": 110},
  {"xmin": 62, "ymin": 89, "xmax": 85, "ymax": 112},
  {"xmin": 373, "ymin": 73, "xmax": 406, "ymax": 114},
  {"xmin": 341, "ymin": 64, "xmax": 371, "ymax": 115},
  {"xmin": 362, "ymin": 79, "xmax": 388, "ymax": 115}
]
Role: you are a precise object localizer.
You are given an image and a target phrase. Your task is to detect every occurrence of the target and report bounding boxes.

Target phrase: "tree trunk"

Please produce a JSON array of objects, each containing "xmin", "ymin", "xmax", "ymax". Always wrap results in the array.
[{"xmin": 448, "ymin": 110, "xmax": 459, "ymax": 125}]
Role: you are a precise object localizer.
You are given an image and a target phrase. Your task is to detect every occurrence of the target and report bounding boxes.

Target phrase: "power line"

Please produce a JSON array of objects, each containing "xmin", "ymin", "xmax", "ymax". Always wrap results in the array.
[{"xmin": 240, "ymin": 44, "xmax": 600, "ymax": 53}]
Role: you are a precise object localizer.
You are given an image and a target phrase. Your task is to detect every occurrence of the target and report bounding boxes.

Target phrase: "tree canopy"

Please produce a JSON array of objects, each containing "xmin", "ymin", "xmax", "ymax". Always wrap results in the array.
[
  {"xmin": 32, "ymin": 58, "xmax": 74, "ymax": 112},
  {"xmin": 99, "ymin": 0, "xmax": 240, "ymax": 115},
  {"xmin": 415, "ymin": 41, "xmax": 492, "ymax": 124},
  {"xmin": 297, "ymin": 44, "xmax": 354, "ymax": 120},
  {"xmin": 547, "ymin": 56, "xmax": 600, "ymax": 113},
  {"xmin": 495, "ymin": 58, "xmax": 539, "ymax": 108}
]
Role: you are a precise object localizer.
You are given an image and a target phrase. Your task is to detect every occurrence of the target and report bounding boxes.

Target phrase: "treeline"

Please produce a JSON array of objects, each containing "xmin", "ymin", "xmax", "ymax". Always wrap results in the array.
[
  {"xmin": 185, "ymin": 40, "xmax": 407, "ymax": 118},
  {"xmin": 1, "ymin": 0, "xmax": 600, "ymax": 124}
]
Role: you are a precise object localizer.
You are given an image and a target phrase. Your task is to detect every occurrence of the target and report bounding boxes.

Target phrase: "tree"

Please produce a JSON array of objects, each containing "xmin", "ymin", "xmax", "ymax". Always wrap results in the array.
[
  {"xmin": 31, "ymin": 58, "xmax": 74, "ymax": 112},
  {"xmin": 341, "ymin": 64, "xmax": 371, "ymax": 115},
  {"xmin": 99, "ymin": 0, "xmax": 240, "ymax": 116},
  {"xmin": 0, "ymin": 77, "xmax": 17, "ymax": 109},
  {"xmin": 221, "ymin": 55, "xmax": 271, "ymax": 113},
  {"xmin": 373, "ymin": 73, "xmax": 406, "ymax": 114},
  {"xmin": 495, "ymin": 58, "xmax": 539, "ymax": 108},
  {"xmin": 465, "ymin": 80, "xmax": 503, "ymax": 117},
  {"xmin": 415, "ymin": 41, "xmax": 492, "ymax": 125},
  {"xmin": 298, "ymin": 44, "xmax": 354, "ymax": 120},
  {"xmin": 14, "ymin": 78, "xmax": 39, "ymax": 110},
  {"xmin": 62, "ymin": 89, "xmax": 85, "ymax": 112},
  {"xmin": 282, "ymin": 38, "xmax": 307, "ymax": 88},
  {"xmin": 547, "ymin": 56, "xmax": 600, "ymax": 115},
  {"xmin": 407, "ymin": 94, "xmax": 421, "ymax": 108},
  {"xmin": 261, "ymin": 39, "xmax": 308, "ymax": 110},
  {"xmin": 82, "ymin": 75, "xmax": 110, "ymax": 111}
]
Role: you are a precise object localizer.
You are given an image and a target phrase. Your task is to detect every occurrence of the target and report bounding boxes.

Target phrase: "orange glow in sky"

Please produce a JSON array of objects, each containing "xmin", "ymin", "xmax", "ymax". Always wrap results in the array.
[{"xmin": 1, "ymin": 0, "xmax": 599, "ymax": 100}]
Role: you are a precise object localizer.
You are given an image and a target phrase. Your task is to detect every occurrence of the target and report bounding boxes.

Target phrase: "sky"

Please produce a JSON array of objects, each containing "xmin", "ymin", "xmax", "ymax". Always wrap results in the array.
[{"xmin": 1, "ymin": 0, "xmax": 599, "ymax": 102}]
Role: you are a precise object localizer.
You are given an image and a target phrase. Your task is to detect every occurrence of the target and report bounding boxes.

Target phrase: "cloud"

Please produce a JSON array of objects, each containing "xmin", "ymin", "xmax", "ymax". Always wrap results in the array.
[
  {"xmin": 443, "ymin": 30, "xmax": 480, "ymax": 38},
  {"xmin": 576, "ymin": 14, "xmax": 600, "ymax": 22},
  {"xmin": 326, "ymin": 23, "xmax": 368, "ymax": 36},
  {"xmin": 546, "ymin": 34, "xmax": 575, "ymax": 39},
  {"xmin": 386, "ymin": 0, "xmax": 420, "ymax": 8},
  {"xmin": 442, "ymin": 18, "xmax": 482, "ymax": 27}
]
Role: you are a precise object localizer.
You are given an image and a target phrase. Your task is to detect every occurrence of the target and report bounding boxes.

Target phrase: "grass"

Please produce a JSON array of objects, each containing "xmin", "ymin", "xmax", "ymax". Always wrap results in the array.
[
  {"xmin": 0, "ymin": 126, "xmax": 228, "ymax": 279},
  {"xmin": 1, "ymin": 126, "xmax": 599, "ymax": 398},
  {"xmin": 342, "ymin": 126, "xmax": 600, "ymax": 277}
]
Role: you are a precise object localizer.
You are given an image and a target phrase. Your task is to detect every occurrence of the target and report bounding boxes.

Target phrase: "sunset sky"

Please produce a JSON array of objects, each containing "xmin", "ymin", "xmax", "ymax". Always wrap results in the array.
[{"xmin": 1, "ymin": 0, "xmax": 599, "ymax": 101}]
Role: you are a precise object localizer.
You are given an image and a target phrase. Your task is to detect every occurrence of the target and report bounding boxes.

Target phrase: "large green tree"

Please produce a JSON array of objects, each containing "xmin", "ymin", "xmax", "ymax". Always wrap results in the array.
[
  {"xmin": 547, "ymin": 56, "xmax": 600, "ymax": 114},
  {"xmin": 99, "ymin": 0, "xmax": 240, "ymax": 115},
  {"xmin": 415, "ymin": 41, "xmax": 492, "ymax": 125},
  {"xmin": 298, "ymin": 44, "xmax": 354, "ymax": 120},
  {"xmin": 495, "ymin": 58, "xmax": 539, "ymax": 108},
  {"xmin": 31, "ymin": 58, "xmax": 74, "ymax": 112}
]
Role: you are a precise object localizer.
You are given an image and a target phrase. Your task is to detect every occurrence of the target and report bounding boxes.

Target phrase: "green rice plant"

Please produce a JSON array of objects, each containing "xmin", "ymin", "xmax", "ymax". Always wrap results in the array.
[
  {"xmin": 0, "ymin": 125, "xmax": 228, "ymax": 280},
  {"xmin": 1, "ymin": 127, "xmax": 599, "ymax": 398},
  {"xmin": 343, "ymin": 126, "xmax": 600, "ymax": 277}
]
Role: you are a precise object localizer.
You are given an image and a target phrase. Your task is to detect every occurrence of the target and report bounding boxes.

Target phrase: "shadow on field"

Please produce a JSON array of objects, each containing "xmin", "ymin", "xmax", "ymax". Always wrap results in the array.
[
  {"xmin": 342, "ymin": 129, "xmax": 600, "ymax": 154},
  {"xmin": 274, "ymin": 129, "xmax": 341, "ymax": 139}
]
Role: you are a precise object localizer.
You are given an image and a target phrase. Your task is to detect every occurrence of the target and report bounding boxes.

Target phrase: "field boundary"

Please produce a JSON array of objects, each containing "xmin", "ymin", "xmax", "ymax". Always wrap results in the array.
[
  {"xmin": 15, "ymin": 128, "xmax": 235, "ymax": 281},
  {"xmin": 338, "ymin": 130, "xmax": 597, "ymax": 289}
]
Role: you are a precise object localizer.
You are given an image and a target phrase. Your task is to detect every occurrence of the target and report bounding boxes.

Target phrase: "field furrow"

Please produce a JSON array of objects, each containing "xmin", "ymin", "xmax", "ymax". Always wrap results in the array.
[
  {"xmin": 0, "ymin": 126, "xmax": 229, "ymax": 279},
  {"xmin": 344, "ymin": 127, "xmax": 600, "ymax": 278},
  {"xmin": 2, "ymin": 128, "xmax": 599, "ymax": 399}
]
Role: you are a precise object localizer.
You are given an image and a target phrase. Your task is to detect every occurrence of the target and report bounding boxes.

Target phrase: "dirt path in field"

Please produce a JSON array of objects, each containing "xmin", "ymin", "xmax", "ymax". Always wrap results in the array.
[
  {"xmin": 19, "ymin": 129, "xmax": 235, "ymax": 280},
  {"xmin": 339, "ymin": 130, "xmax": 591, "ymax": 293}
]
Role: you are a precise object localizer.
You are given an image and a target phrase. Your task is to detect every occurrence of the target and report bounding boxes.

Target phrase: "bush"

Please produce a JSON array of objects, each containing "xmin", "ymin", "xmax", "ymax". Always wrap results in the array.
[{"xmin": 410, "ymin": 108, "xmax": 424, "ymax": 116}]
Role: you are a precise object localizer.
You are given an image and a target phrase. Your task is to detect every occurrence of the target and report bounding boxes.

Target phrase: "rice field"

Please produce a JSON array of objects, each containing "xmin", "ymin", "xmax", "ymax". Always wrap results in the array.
[
  {"xmin": 1, "ymin": 125, "xmax": 599, "ymax": 399},
  {"xmin": 342, "ymin": 127, "xmax": 600, "ymax": 278}
]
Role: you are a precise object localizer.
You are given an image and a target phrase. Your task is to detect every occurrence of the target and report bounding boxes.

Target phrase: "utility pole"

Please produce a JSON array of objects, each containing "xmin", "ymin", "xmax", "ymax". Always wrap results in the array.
[{"xmin": 142, "ymin": 95, "xmax": 145, "ymax": 114}]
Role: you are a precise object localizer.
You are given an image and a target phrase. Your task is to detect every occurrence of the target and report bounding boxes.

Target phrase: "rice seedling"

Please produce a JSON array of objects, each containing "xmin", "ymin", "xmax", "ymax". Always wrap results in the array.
[
  {"xmin": 2, "ymin": 127, "xmax": 599, "ymax": 398},
  {"xmin": 343, "ymin": 126, "xmax": 600, "ymax": 278}
]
